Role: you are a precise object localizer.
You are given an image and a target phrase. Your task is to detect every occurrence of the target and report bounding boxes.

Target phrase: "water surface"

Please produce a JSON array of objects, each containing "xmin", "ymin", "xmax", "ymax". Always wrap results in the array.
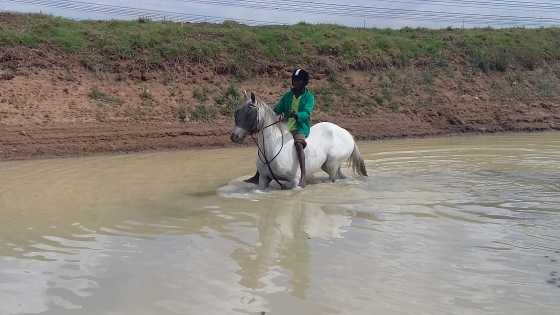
[{"xmin": 1, "ymin": 132, "xmax": 559, "ymax": 314}]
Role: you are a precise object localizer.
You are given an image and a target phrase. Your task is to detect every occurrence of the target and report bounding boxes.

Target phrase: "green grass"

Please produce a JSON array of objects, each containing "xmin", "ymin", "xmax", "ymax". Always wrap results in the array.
[
  {"xmin": 192, "ymin": 87, "xmax": 209, "ymax": 103},
  {"xmin": 176, "ymin": 104, "xmax": 188, "ymax": 122},
  {"xmin": 190, "ymin": 104, "xmax": 217, "ymax": 122},
  {"xmin": 88, "ymin": 87, "xmax": 123, "ymax": 104},
  {"xmin": 139, "ymin": 87, "xmax": 153, "ymax": 100},
  {"xmin": 1, "ymin": 13, "xmax": 559, "ymax": 75},
  {"xmin": 214, "ymin": 84, "xmax": 241, "ymax": 115}
]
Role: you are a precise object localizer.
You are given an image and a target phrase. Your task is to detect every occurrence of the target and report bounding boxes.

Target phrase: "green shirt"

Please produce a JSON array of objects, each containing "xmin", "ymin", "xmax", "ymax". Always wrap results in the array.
[
  {"xmin": 274, "ymin": 89, "xmax": 315, "ymax": 137},
  {"xmin": 286, "ymin": 95, "xmax": 301, "ymax": 132}
]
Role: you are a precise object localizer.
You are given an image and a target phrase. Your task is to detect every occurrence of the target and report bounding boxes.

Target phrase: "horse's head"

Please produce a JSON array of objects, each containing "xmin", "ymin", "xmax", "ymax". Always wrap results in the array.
[{"xmin": 230, "ymin": 91, "xmax": 258, "ymax": 144}]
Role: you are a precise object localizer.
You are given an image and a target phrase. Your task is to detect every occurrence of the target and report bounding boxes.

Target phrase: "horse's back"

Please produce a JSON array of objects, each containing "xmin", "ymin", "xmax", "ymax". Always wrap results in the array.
[
  {"xmin": 310, "ymin": 122, "xmax": 354, "ymax": 141},
  {"xmin": 308, "ymin": 122, "xmax": 355, "ymax": 156}
]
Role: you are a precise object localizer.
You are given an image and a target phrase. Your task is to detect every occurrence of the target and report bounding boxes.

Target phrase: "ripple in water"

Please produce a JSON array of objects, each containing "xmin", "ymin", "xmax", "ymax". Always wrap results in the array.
[{"xmin": 1, "ymin": 132, "xmax": 560, "ymax": 314}]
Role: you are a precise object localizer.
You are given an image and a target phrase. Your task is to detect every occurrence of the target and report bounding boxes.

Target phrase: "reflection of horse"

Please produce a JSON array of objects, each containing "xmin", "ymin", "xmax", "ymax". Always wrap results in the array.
[
  {"xmin": 231, "ymin": 197, "xmax": 354, "ymax": 298},
  {"xmin": 231, "ymin": 92, "xmax": 368, "ymax": 190}
]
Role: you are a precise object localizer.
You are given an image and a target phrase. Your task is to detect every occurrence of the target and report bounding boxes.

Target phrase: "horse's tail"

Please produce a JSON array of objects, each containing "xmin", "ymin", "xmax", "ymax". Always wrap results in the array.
[{"xmin": 350, "ymin": 142, "xmax": 368, "ymax": 177}]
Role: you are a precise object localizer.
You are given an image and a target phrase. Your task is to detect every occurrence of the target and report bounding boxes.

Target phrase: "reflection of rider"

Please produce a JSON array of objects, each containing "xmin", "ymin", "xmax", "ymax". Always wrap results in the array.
[
  {"xmin": 231, "ymin": 199, "xmax": 353, "ymax": 299},
  {"xmin": 245, "ymin": 68, "xmax": 315, "ymax": 188}
]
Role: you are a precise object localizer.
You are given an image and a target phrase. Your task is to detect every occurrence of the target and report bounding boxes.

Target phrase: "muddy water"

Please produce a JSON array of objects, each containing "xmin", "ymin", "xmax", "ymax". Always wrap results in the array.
[{"xmin": 1, "ymin": 132, "xmax": 559, "ymax": 315}]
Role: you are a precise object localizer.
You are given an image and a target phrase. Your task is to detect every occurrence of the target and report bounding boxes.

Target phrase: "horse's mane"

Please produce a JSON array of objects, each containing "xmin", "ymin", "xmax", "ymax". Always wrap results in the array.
[{"xmin": 255, "ymin": 100, "xmax": 288, "ymax": 134}]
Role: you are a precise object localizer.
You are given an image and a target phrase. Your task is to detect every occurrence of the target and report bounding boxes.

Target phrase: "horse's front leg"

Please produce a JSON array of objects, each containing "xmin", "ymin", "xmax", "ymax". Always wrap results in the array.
[
  {"xmin": 287, "ymin": 173, "xmax": 300, "ymax": 189},
  {"xmin": 258, "ymin": 173, "xmax": 272, "ymax": 190}
]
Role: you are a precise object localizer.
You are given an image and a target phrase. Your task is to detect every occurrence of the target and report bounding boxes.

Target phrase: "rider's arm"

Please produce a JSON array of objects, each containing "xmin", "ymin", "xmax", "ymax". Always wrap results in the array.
[{"xmin": 273, "ymin": 93, "xmax": 288, "ymax": 117}]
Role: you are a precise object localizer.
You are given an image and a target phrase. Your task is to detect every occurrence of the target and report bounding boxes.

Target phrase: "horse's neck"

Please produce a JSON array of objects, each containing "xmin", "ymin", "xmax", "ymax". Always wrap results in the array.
[{"xmin": 257, "ymin": 107, "xmax": 290, "ymax": 159}]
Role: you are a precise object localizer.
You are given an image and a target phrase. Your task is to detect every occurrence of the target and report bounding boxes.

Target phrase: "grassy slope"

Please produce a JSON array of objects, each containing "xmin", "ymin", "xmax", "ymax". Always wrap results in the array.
[
  {"xmin": 1, "ymin": 13, "xmax": 559, "ymax": 159},
  {"xmin": 0, "ymin": 13, "xmax": 559, "ymax": 126},
  {"xmin": 1, "ymin": 13, "xmax": 559, "ymax": 74}
]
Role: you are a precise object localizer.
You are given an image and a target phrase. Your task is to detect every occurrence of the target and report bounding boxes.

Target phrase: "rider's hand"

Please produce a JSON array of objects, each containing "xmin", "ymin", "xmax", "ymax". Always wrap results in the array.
[{"xmin": 288, "ymin": 111, "xmax": 298, "ymax": 120}]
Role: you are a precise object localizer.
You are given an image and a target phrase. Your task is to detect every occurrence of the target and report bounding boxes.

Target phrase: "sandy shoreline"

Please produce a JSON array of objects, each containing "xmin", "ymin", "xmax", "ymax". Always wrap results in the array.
[{"xmin": 1, "ymin": 120, "xmax": 557, "ymax": 162}]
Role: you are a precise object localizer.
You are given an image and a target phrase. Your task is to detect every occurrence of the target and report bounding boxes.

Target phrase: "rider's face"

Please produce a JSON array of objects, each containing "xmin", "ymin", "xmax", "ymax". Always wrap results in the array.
[{"xmin": 292, "ymin": 78, "xmax": 306, "ymax": 92}]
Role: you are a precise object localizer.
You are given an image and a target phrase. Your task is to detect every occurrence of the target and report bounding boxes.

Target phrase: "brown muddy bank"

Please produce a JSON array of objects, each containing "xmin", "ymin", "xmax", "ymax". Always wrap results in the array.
[{"xmin": 1, "ymin": 14, "xmax": 559, "ymax": 160}]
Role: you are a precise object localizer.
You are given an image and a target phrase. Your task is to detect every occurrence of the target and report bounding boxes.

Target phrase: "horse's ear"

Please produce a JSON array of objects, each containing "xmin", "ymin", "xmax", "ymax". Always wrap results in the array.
[
  {"xmin": 250, "ymin": 92, "xmax": 256, "ymax": 104},
  {"xmin": 242, "ymin": 89, "xmax": 248, "ymax": 99}
]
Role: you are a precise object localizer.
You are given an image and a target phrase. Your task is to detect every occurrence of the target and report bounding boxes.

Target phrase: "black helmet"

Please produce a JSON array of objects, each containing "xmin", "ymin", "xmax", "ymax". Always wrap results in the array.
[{"xmin": 292, "ymin": 68, "xmax": 310, "ymax": 85}]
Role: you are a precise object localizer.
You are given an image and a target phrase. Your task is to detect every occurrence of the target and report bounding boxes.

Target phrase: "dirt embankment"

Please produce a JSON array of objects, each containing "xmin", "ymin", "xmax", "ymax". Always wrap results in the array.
[
  {"xmin": 1, "ymin": 48, "xmax": 559, "ymax": 161},
  {"xmin": 1, "ymin": 15, "xmax": 560, "ymax": 160}
]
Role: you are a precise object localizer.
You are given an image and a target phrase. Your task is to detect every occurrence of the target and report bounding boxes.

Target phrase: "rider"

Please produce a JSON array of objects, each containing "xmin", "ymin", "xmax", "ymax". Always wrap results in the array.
[{"xmin": 245, "ymin": 68, "xmax": 315, "ymax": 188}]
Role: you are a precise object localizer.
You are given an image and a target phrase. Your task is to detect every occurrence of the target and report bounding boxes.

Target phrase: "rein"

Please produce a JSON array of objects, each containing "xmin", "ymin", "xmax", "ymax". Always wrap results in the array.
[{"xmin": 250, "ymin": 111, "xmax": 286, "ymax": 189}]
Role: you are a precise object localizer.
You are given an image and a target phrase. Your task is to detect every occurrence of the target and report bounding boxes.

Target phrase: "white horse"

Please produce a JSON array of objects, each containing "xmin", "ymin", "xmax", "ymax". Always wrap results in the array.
[{"xmin": 230, "ymin": 92, "xmax": 368, "ymax": 190}]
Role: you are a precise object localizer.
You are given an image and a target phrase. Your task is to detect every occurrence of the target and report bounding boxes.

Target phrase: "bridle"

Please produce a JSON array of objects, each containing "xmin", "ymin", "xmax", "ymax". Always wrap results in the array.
[{"xmin": 247, "ymin": 104, "xmax": 286, "ymax": 189}]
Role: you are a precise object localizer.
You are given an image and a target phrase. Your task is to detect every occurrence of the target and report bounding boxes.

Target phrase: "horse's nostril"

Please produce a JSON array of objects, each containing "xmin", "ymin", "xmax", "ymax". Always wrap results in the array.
[{"xmin": 230, "ymin": 133, "xmax": 237, "ymax": 143}]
